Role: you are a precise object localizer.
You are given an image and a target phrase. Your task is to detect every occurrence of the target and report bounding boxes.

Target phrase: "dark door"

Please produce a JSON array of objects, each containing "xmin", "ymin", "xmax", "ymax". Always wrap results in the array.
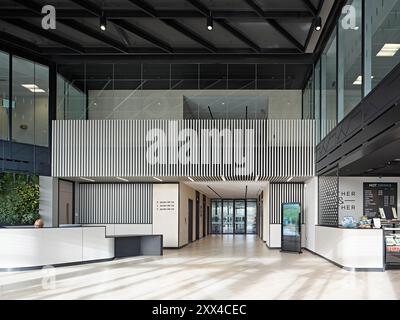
[
  {"xmin": 206, "ymin": 206, "xmax": 210, "ymax": 235},
  {"xmin": 58, "ymin": 180, "xmax": 74, "ymax": 225},
  {"xmin": 195, "ymin": 191, "xmax": 200, "ymax": 240},
  {"xmin": 188, "ymin": 199, "xmax": 193, "ymax": 243},
  {"xmin": 203, "ymin": 195, "xmax": 206, "ymax": 237}
]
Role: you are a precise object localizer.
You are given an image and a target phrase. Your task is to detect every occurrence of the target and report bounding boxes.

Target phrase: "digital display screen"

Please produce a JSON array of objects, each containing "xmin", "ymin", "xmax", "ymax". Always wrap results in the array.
[{"xmin": 282, "ymin": 203, "xmax": 301, "ymax": 237}]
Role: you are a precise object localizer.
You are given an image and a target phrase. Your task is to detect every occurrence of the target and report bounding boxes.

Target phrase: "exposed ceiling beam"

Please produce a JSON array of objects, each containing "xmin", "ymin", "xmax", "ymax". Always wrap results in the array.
[
  {"xmin": 127, "ymin": 0, "xmax": 217, "ymax": 53},
  {"xmin": 41, "ymin": 47, "xmax": 300, "ymax": 55},
  {"xmin": 67, "ymin": 0, "xmax": 102, "ymax": 16},
  {"xmin": 59, "ymin": 19, "xmax": 128, "ymax": 53},
  {"xmin": 9, "ymin": 0, "xmax": 128, "ymax": 53},
  {"xmin": 0, "ymin": 30, "xmax": 42, "ymax": 54},
  {"xmin": 1, "ymin": 18, "xmax": 85, "ymax": 53},
  {"xmin": 243, "ymin": 0, "xmax": 305, "ymax": 52},
  {"xmin": 68, "ymin": 0, "xmax": 172, "ymax": 52},
  {"xmin": 184, "ymin": 0, "xmax": 260, "ymax": 53},
  {"xmin": 0, "ymin": 9, "xmax": 314, "ymax": 20},
  {"xmin": 110, "ymin": 19, "xmax": 173, "ymax": 53},
  {"xmin": 48, "ymin": 54, "xmax": 315, "ymax": 64},
  {"xmin": 301, "ymin": 0, "xmax": 318, "ymax": 16},
  {"xmin": 215, "ymin": 19, "xmax": 260, "ymax": 52},
  {"xmin": 161, "ymin": 19, "xmax": 217, "ymax": 53}
]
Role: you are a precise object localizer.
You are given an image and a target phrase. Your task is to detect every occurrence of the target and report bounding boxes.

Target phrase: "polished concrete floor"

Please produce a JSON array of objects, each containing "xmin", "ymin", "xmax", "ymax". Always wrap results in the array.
[{"xmin": 1, "ymin": 235, "xmax": 400, "ymax": 300}]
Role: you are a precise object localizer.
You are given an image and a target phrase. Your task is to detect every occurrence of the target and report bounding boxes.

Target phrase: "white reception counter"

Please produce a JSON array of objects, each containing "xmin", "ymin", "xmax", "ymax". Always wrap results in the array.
[
  {"xmin": 0, "ymin": 227, "xmax": 114, "ymax": 270},
  {"xmin": 315, "ymin": 226, "xmax": 384, "ymax": 271}
]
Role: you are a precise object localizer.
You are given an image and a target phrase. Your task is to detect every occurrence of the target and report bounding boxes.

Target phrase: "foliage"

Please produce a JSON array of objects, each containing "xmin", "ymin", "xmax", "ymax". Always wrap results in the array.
[{"xmin": 0, "ymin": 173, "xmax": 40, "ymax": 225}]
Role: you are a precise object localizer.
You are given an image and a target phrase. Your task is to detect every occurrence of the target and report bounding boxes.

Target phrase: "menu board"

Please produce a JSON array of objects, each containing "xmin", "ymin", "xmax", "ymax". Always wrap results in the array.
[{"xmin": 363, "ymin": 183, "xmax": 397, "ymax": 219}]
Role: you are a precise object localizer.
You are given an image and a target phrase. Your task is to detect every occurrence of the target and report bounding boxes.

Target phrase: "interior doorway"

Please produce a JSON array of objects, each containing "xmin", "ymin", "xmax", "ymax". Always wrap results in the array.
[
  {"xmin": 188, "ymin": 199, "xmax": 193, "ymax": 243},
  {"xmin": 58, "ymin": 180, "xmax": 74, "ymax": 225},
  {"xmin": 210, "ymin": 199, "xmax": 257, "ymax": 235}
]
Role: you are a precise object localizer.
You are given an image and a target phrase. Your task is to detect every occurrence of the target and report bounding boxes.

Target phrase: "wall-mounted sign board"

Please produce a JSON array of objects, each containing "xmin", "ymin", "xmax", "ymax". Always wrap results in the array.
[{"xmin": 363, "ymin": 183, "xmax": 397, "ymax": 219}]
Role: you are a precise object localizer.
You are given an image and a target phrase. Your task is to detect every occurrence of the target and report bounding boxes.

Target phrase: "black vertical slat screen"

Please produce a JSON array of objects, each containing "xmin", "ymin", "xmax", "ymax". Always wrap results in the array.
[
  {"xmin": 318, "ymin": 175, "xmax": 339, "ymax": 227},
  {"xmin": 269, "ymin": 183, "xmax": 304, "ymax": 224},
  {"xmin": 78, "ymin": 183, "xmax": 153, "ymax": 224}
]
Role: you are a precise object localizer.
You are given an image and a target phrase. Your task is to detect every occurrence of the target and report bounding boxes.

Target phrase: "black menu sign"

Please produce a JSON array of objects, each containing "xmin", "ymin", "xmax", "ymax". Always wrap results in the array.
[{"xmin": 363, "ymin": 183, "xmax": 397, "ymax": 219}]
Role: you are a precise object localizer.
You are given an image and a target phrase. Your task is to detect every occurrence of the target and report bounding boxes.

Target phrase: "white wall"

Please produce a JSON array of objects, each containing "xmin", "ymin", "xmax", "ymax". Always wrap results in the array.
[
  {"xmin": 339, "ymin": 177, "xmax": 400, "ymax": 223},
  {"xmin": 39, "ymin": 176, "xmax": 58, "ymax": 227},
  {"xmin": 304, "ymin": 178, "xmax": 318, "ymax": 251},
  {"xmin": 88, "ymin": 90, "xmax": 302, "ymax": 120},
  {"xmin": 152, "ymin": 184, "xmax": 179, "ymax": 248}
]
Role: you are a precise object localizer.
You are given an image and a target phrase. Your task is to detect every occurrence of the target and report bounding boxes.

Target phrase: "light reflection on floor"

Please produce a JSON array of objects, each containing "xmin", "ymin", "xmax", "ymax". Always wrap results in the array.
[{"xmin": 0, "ymin": 235, "xmax": 399, "ymax": 300}]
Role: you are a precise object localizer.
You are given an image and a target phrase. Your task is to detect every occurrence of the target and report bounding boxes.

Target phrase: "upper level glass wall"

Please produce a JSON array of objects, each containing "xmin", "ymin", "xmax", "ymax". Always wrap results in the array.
[
  {"xmin": 367, "ymin": 0, "xmax": 400, "ymax": 91},
  {"xmin": 0, "ymin": 51, "xmax": 50, "ymax": 175},
  {"xmin": 338, "ymin": 0, "xmax": 362, "ymax": 121},
  {"xmin": 56, "ymin": 63, "xmax": 312, "ymax": 121},
  {"xmin": 321, "ymin": 28, "xmax": 337, "ymax": 140},
  {"xmin": 0, "ymin": 51, "xmax": 9, "ymax": 142},
  {"xmin": 12, "ymin": 57, "xmax": 49, "ymax": 147},
  {"xmin": 313, "ymin": 0, "xmax": 400, "ymax": 144}
]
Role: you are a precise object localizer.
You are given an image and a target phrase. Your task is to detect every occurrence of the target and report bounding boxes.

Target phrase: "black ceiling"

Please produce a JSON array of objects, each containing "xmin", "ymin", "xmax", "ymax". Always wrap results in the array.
[{"xmin": 0, "ymin": 0, "xmax": 324, "ymax": 58}]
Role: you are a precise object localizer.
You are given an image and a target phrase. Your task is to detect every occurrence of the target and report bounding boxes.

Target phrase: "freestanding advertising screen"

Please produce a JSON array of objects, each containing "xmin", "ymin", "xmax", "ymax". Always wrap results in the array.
[{"xmin": 281, "ymin": 203, "xmax": 302, "ymax": 253}]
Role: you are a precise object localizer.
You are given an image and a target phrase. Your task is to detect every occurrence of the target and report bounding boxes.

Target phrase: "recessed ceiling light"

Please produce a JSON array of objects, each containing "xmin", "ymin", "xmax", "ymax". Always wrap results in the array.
[
  {"xmin": 255, "ymin": 175, "xmax": 259, "ymax": 182},
  {"xmin": 80, "ymin": 177, "xmax": 95, "ymax": 182},
  {"xmin": 353, "ymin": 76, "xmax": 363, "ymax": 85},
  {"xmin": 287, "ymin": 177, "xmax": 294, "ymax": 182},
  {"xmin": 377, "ymin": 43, "xmax": 400, "ymax": 57},
  {"xmin": 21, "ymin": 84, "xmax": 45, "ymax": 93},
  {"xmin": 116, "ymin": 176, "xmax": 129, "ymax": 182},
  {"xmin": 188, "ymin": 177, "xmax": 194, "ymax": 182},
  {"xmin": 221, "ymin": 176, "xmax": 226, "ymax": 182},
  {"xmin": 153, "ymin": 177, "xmax": 163, "ymax": 182},
  {"xmin": 353, "ymin": 75, "xmax": 374, "ymax": 85}
]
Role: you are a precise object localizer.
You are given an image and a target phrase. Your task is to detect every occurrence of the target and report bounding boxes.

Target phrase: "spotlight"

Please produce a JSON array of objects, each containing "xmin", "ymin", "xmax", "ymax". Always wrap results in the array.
[
  {"xmin": 207, "ymin": 13, "xmax": 213, "ymax": 31},
  {"xmin": 314, "ymin": 16, "xmax": 322, "ymax": 31},
  {"xmin": 100, "ymin": 14, "xmax": 107, "ymax": 31}
]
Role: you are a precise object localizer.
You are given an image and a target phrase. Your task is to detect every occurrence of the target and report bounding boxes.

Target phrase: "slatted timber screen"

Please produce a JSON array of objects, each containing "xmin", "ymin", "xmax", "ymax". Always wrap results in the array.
[
  {"xmin": 78, "ymin": 183, "xmax": 153, "ymax": 224},
  {"xmin": 52, "ymin": 119, "xmax": 315, "ymax": 178},
  {"xmin": 269, "ymin": 183, "xmax": 304, "ymax": 224}
]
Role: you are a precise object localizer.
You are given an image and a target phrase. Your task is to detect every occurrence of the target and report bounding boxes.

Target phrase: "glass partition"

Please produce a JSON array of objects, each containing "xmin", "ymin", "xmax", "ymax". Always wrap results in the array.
[
  {"xmin": 338, "ymin": 0, "xmax": 362, "ymax": 120},
  {"xmin": 321, "ymin": 28, "xmax": 337, "ymax": 140},
  {"xmin": 367, "ymin": 0, "xmax": 400, "ymax": 91},
  {"xmin": 0, "ymin": 51, "xmax": 9, "ymax": 143}
]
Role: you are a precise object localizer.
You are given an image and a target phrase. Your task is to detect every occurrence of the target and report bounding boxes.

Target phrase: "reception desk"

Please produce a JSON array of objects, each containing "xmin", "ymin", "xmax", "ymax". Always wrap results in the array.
[
  {"xmin": 315, "ymin": 226, "xmax": 384, "ymax": 271},
  {"xmin": 0, "ymin": 226, "xmax": 162, "ymax": 271}
]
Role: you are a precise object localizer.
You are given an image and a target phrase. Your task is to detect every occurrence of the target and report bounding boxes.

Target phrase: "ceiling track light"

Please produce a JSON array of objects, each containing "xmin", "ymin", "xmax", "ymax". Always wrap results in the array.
[
  {"xmin": 207, "ymin": 12, "xmax": 213, "ymax": 31},
  {"xmin": 100, "ymin": 12, "xmax": 107, "ymax": 31},
  {"xmin": 314, "ymin": 16, "xmax": 322, "ymax": 31}
]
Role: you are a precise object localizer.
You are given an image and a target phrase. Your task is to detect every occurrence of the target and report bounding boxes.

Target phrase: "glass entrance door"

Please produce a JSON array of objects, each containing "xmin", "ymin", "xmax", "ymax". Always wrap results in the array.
[
  {"xmin": 246, "ymin": 200, "xmax": 257, "ymax": 234},
  {"xmin": 211, "ymin": 200, "xmax": 222, "ymax": 234},
  {"xmin": 222, "ymin": 200, "xmax": 234, "ymax": 234},
  {"xmin": 234, "ymin": 200, "xmax": 246, "ymax": 234},
  {"xmin": 210, "ymin": 199, "xmax": 257, "ymax": 235}
]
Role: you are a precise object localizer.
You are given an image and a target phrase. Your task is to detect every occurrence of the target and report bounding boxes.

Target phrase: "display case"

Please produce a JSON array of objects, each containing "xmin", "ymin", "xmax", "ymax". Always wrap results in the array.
[{"xmin": 383, "ymin": 222, "xmax": 400, "ymax": 269}]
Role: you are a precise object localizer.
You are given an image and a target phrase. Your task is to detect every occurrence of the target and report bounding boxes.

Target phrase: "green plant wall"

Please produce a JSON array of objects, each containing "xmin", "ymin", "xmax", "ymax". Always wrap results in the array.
[{"xmin": 0, "ymin": 173, "xmax": 40, "ymax": 225}]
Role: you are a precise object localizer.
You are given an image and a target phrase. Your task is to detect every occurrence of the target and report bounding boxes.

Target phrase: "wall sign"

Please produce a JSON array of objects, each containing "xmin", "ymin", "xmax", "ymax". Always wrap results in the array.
[{"xmin": 363, "ymin": 183, "xmax": 398, "ymax": 219}]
